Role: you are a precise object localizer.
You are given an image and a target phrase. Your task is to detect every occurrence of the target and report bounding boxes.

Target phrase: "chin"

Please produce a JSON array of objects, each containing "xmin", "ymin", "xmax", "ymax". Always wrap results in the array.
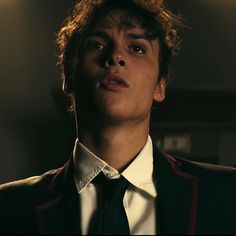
[{"xmin": 100, "ymin": 108, "xmax": 149, "ymax": 126}]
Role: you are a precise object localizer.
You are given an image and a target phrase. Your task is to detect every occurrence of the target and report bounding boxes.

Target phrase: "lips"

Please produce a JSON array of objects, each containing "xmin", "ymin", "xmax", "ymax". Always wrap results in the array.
[{"xmin": 100, "ymin": 74, "xmax": 129, "ymax": 91}]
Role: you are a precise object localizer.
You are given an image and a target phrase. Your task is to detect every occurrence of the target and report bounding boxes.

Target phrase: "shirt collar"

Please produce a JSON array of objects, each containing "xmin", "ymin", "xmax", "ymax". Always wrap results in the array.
[
  {"xmin": 122, "ymin": 135, "xmax": 157, "ymax": 197},
  {"xmin": 73, "ymin": 139, "xmax": 108, "ymax": 193},
  {"xmin": 73, "ymin": 135, "xmax": 157, "ymax": 197}
]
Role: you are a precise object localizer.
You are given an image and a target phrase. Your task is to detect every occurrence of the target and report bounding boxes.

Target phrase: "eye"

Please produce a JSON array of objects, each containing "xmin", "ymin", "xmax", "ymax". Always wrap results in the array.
[
  {"xmin": 86, "ymin": 41, "xmax": 105, "ymax": 51},
  {"xmin": 130, "ymin": 45, "xmax": 146, "ymax": 54},
  {"xmin": 94, "ymin": 42, "xmax": 104, "ymax": 50}
]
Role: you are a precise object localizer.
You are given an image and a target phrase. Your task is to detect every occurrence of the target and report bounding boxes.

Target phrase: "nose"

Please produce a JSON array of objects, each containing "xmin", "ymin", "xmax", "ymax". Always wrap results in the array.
[
  {"xmin": 105, "ymin": 58, "xmax": 126, "ymax": 68},
  {"xmin": 104, "ymin": 48, "xmax": 126, "ymax": 68}
]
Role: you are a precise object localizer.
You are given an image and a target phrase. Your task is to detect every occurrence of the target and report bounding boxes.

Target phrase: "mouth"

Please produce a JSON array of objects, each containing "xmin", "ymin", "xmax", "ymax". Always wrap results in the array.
[{"xmin": 100, "ymin": 74, "xmax": 129, "ymax": 91}]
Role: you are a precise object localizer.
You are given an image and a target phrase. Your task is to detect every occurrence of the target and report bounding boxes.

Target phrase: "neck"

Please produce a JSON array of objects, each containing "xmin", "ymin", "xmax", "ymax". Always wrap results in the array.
[{"xmin": 77, "ymin": 119, "xmax": 150, "ymax": 172}]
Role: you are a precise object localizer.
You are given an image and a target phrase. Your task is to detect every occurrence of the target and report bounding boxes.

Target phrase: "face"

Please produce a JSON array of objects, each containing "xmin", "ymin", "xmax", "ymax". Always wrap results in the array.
[{"xmin": 71, "ymin": 10, "xmax": 166, "ymax": 125}]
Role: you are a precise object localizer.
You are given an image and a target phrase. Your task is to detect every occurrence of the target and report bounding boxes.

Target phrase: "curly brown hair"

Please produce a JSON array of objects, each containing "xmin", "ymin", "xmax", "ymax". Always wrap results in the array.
[{"xmin": 57, "ymin": 0, "xmax": 183, "ymax": 96}]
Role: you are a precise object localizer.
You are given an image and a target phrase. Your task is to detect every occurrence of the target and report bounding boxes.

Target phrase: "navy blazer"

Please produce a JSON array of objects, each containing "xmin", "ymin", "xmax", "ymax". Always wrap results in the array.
[{"xmin": 0, "ymin": 146, "xmax": 236, "ymax": 234}]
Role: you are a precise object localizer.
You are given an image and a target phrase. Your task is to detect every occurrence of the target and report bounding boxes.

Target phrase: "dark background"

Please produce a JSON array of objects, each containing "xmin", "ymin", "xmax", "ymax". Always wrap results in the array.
[{"xmin": 0, "ymin": 0, "xmax": 236, "ymax": 184}]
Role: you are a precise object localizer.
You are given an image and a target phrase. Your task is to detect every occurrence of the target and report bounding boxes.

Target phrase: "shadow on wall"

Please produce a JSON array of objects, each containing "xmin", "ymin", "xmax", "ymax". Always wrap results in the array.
[{"xmin": 0, "ymin": 88, "xmax": 76, "ymax": 184}]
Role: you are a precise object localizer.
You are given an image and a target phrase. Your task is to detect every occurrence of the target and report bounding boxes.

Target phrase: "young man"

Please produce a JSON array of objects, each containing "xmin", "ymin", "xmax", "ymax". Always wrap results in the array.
[{"xmin": 0, "ymin": 0, "xmax": 236, "ymax": 234}]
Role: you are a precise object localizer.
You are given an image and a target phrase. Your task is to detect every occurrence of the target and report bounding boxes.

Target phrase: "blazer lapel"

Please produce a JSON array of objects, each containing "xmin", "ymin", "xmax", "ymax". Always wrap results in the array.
[
  {"xmin": 153, "ymin": 147, "xmax": 198, "ymax": 234},
  {"xmin": 34, "ymin": 158, "xmax": 81, "ymax": 234}
]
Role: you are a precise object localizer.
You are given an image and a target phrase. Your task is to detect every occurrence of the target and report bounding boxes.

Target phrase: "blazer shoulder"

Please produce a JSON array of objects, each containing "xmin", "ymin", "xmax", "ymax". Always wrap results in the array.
[
  {"xmin": 0, "ymin": 167, "xmax": 62, "ymax": 196},
  {"xmin": 155, "ymin": 147, "xmax": 236, "ymax": 178},
  {"xmin": 176, "ymin": 155, "xmax": 236, "ymax": 176}
]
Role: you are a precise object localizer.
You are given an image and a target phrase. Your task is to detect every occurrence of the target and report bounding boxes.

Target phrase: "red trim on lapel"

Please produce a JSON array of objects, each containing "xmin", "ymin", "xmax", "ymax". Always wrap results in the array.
[
  {"xmin": 165, "ymin": 154, "xmax": 198, "ymax": 234},
  {"xmin": 33, "ymin": 157, "xmax": 80, "ymax": 234},
  {"xmin": 48, "ymin": 163, "xmax": 68, "ymax": 194},
  {"xmin": 34, "ymin": 195, "xmax": 63, "ymax": 234}
]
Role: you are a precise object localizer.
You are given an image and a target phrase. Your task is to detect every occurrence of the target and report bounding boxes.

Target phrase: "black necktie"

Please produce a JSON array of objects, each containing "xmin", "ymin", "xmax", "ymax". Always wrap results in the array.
[{"xmin": 90, "ymin": 172, "xmax": 130, "ymax": 235}]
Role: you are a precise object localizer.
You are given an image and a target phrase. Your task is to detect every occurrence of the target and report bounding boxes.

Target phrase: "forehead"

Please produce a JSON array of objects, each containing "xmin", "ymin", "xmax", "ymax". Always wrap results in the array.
[{"xmin": 91, "ymin": 10, "xmax": 148, "ymax": 34}]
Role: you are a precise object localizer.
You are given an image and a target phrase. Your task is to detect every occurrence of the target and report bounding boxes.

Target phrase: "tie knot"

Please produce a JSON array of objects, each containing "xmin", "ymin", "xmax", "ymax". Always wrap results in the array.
[
  {"xmin": 93, "ymin": 172, "xmax": 129, "ymax": 200},
  {"xmin": 90, "ymin": 172, "xmax": 131, "ymax": 234}
]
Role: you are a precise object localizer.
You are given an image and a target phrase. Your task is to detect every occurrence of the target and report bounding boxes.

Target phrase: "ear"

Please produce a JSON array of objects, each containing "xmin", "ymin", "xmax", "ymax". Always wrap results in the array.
[
  {"xmin": 153, "ymin": 78, "xmax": 166, "ymax": 103},
  {"xmin": 62, "ymin": 57, "xmax": 77, "ymax": 94},
  {"xmin": 63, "ymin": 73, "xmax": 74, "ymax": 94}
]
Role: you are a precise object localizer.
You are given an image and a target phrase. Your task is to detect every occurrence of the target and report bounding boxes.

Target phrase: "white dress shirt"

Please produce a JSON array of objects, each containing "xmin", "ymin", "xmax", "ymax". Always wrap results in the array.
[{"xmin": 73, "ymin": 135, "xmax": 157, "ymax": 235}]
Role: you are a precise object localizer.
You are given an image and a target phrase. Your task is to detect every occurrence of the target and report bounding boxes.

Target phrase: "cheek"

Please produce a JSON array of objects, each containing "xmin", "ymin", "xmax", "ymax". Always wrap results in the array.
[
  {"xmin": 135, "ymin": 63, "xmax": 159, "ymax": 104},
  {"xmin": 74, "ymin": 57, "xmax": 95, "ymax": 95},
  {"xmin": 136, "ymin": 54, "xmax": 159, "ymax": 77},
  {"xmin": 139, "ymin": 60, "xmax": 159, "ymax": 87},
  {"xmin": 76, "ymin": 56, "xmax": 102, "ymax": 90},
  {"xmin": 82, "ymin": 56, "xmax": 98, "ymax": 76}
]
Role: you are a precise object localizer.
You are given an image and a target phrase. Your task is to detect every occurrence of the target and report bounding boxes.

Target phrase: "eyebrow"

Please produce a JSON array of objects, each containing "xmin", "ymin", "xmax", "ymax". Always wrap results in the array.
[
  {"xmin": 87, "ymin": 30, "xmax": 153, "ymax": 41},
  {"xmin": 127, "ymin": 33, "xmax": 152, "ymax": 41},
  {"xmin": 87, "ymin": 31, "xmax": 109, "ymax": 40}
]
